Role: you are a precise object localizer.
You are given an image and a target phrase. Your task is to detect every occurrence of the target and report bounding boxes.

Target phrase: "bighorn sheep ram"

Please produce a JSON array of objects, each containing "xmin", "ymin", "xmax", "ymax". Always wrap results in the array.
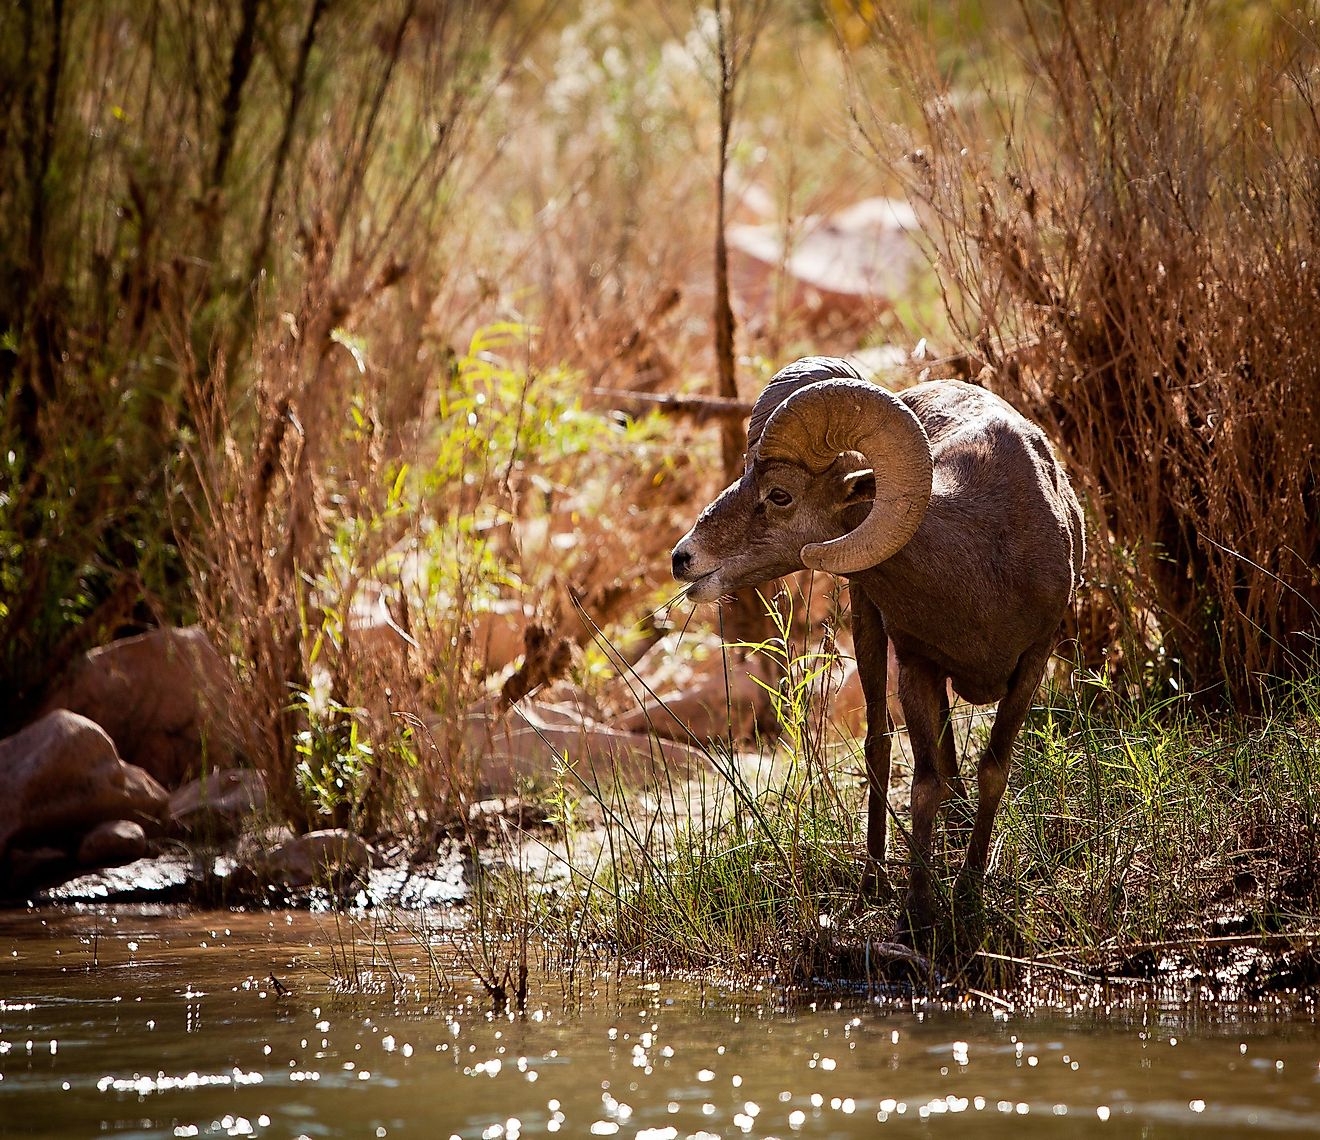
[{"xmin": 672, "ymin": 357, "xmax": 1083, "ymax": 933}]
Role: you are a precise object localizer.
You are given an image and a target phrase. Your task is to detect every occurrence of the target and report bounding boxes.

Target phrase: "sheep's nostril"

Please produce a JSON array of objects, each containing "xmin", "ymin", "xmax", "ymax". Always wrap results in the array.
[{"xmin": 672, "ymin": 548, "xmax": 692, "ymax": 580}]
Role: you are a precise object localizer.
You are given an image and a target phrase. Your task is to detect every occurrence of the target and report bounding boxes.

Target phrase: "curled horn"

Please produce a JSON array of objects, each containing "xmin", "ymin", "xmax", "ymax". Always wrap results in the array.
[
  {"xmin": 756, "ymin": 370, "xmax": 933, "ymax": 572},
  {"xmin": 745, "ymin": 356, "xmax": 865, "ymax": 467}
]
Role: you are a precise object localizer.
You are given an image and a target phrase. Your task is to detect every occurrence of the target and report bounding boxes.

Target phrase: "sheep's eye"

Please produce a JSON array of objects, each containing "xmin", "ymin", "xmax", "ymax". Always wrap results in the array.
[{"xmin": 765, "ymin": 487, "xmax": 794, "ymax": 508}]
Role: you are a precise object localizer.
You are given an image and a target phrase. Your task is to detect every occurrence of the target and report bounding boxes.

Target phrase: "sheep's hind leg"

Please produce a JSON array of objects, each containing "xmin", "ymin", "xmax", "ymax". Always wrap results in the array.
[
  {"xmin": 957, "ymin": 636, "xmax": 1054, "ymax": 899},
  {"xmin": 849, "ymin": 583, "xmax": 893, "ymax": 899}
]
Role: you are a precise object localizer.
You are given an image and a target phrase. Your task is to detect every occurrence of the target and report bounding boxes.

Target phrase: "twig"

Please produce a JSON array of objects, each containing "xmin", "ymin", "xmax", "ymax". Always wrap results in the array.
[
  {"xmin": 590, "ymin": 387, "xmax": 753, "ymax": 422},
  {"xmin": 964, "ymin": 986, "xmax": 1014, "ymax": 1011},
  {"xmin": 975, "ymin": 949, "xmax": 1140, "ymax": 984}
]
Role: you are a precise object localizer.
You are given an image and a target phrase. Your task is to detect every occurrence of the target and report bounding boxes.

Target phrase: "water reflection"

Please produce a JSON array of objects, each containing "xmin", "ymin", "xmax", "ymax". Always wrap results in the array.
[{"xmin": 0, "ymin": 909, "xmax": 1318, "ymax": 1138}]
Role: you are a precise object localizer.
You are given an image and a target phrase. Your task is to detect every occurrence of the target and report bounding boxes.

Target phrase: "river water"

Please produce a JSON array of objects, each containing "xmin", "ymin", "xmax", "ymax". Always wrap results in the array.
[{"xmin": 2, "ymin": 908, "xmax": 1319, "ymax": 1138}]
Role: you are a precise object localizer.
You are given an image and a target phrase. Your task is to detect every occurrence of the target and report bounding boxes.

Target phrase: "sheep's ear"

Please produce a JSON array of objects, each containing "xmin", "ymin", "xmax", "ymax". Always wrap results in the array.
[{"xmin": 841, "ymin": 467, "xmax": 876, "ymax": 504}]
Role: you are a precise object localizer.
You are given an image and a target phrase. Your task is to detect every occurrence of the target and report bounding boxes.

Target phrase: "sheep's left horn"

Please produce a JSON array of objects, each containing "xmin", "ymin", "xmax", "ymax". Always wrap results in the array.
[
  {"xmin": 745, "ymin": 356, "xmax": 865, "ymax": 467},
  {"xmin": 757, "ymin": 377, "xmax": 933, "ymax": 573}
]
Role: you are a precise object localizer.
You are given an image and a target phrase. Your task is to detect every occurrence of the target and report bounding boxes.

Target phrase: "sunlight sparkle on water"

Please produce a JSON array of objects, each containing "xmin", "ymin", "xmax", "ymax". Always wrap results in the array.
[{"xmin": 3, "ymin": 911, "xmax": 1319, "ymax": 1138}]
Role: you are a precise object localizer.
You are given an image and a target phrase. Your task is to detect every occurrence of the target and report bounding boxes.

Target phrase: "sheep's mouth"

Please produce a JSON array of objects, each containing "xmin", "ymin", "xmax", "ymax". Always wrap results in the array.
[{"xmin": 680, "ymin": 569, "xmax": 722, "ymax": 602}]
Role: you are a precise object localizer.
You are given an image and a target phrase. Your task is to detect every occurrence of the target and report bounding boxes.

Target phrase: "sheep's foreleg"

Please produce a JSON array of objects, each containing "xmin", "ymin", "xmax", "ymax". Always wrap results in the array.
[
  {"xmin": 849, "ymin": 583, "xmax": 892, "ymax": 894},
  {"xmin": 898, "ymin": 655, "xmax": 954, "ymax": 935},
  {"xmin": 959, "ymin": 637, "xmax": 1054, "ymax": 889}
]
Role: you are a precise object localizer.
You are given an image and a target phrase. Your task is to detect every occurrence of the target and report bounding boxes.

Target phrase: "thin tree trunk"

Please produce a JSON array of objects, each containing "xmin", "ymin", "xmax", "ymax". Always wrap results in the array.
[
  {"xmin": 712, "ymin": 0, "xmax": 744, "ymax": 482},
  {"xmin": 710, "ymin": 0, "xmax": 773, "ymax": 673}
]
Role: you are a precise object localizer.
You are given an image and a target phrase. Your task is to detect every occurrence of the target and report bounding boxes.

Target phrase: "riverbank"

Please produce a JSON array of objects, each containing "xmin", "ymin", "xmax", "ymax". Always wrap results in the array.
[{"xmin": 22, "ymin": 672, "xmax": 1319, "ymax": 1007}]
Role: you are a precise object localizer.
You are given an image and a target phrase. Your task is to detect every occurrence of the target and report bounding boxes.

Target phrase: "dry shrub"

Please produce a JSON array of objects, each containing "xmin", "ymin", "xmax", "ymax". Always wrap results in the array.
[
  {"xmin": 853, "ymin": 0, "xmax": 1320, "ymax": 700},
  {"xmin": 5, "ymin": 0, "xmax": 711, "ymax": 839},
  {"xmin": 181, "ymin": 292, "xmax": 687, "ymax": 836},
  {"xmin": 153, "ymin": 0, "xmax": 553, "ymax": 831},
  {"xmin": 0, "ymin": 0, "xmax": 538, "ymax": 732},
  {"xmin": 488, "ymin": 5, "xmax": 884, "ymax": 386},
  {"xmin": 497, "ymin": 5, "xmax": 707, "ymax": 389}
]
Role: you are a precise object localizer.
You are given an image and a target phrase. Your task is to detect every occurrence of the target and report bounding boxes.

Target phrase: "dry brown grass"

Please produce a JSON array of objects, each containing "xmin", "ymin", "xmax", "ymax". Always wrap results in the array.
[{"xmin": 852, "ymin": 0, "xmax": 1320, "ymax": 701}]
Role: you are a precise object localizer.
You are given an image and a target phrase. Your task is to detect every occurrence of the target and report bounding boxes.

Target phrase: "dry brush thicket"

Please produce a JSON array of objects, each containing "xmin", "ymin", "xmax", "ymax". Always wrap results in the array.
[{"xmin": 855, "ymin": 0, "xmax": 1320, "ymax": 701}]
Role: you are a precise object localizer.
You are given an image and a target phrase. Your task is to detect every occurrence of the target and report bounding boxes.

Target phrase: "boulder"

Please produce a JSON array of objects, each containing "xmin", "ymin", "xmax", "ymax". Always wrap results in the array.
[
  {"xmin": 168, "ymin": 768, "xmax": 267, "ymax": 841},
  {"xmin": 40, "ymin": 626, "xmax": 240, "ymax": 787},
  {"xmin": 248, "ymin": 828, "xmax": 375, "ymax": 890},
  {"xmin": 350, "ymin": 582, "xmax": 528, "ymax": 678},
  {"xmin": 613, "ymin": 664, "xmax": 767, "ymax": 744},
  {"xmin": 232, "ymin": 824, "xmax": 297, "ymax": 867},
  {"xmin": 0, "ymin": 710, "xmax": 169, "ymax": 897},
  {"xmin": 729, "ymin": 195, "xmax": 923, "ymax": 338},
  {"xmin": 6, "ymin": 847, "xmax": 69, "ymax": 894},
  {"xmin": 615, "ymin": 638, "xmax": 905, "ymax": 743},
  {"xmin": 470, "ymin": 600, "xmax": 529, "ymax": 676},
  {"xmin": 460, "ymin": 700, "xmax": 709, "ymax": 796},
  {"xmin": 77, "ymin": 820, "xmax": 148, "ymax": 868}
]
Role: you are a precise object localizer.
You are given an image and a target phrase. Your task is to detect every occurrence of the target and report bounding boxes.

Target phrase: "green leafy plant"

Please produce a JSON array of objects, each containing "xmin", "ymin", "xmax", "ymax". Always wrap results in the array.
[{"xmin": 292, "ymin": 691, "xmax": 377, "ymax": 830}]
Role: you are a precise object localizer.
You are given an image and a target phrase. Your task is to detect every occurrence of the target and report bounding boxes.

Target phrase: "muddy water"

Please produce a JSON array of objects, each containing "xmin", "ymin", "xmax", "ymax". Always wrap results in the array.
[{"xmin": 2, "ymin": 910, "xmax": 1319, "ymax": 1138}]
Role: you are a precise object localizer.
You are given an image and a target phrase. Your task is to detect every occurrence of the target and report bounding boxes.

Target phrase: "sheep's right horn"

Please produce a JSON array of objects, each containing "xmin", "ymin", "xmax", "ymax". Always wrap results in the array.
[{"xmin": 757, "ymin": 377, "xmax": 933, "ymax": 573}]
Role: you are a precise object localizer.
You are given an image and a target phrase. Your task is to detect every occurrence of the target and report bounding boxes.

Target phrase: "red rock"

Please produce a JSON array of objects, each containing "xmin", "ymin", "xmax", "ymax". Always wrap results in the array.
[
  {"xmin": 167, "ymin": 768, "xmax": 267, "ymax": 841},
  {"xmin": 250, "ymin": 829, "xmax": 374, "ymax": 889},
  {"xmin": 40, "ymin": 626, "xmax": 240, "ymax": 787},
  {"xmin": 77, "ymin": 820, "xmax": 148, "ymax": 868},
  {"xmin": 0, "ymin": 710, "xmax": 168, "ymax": 895}
]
